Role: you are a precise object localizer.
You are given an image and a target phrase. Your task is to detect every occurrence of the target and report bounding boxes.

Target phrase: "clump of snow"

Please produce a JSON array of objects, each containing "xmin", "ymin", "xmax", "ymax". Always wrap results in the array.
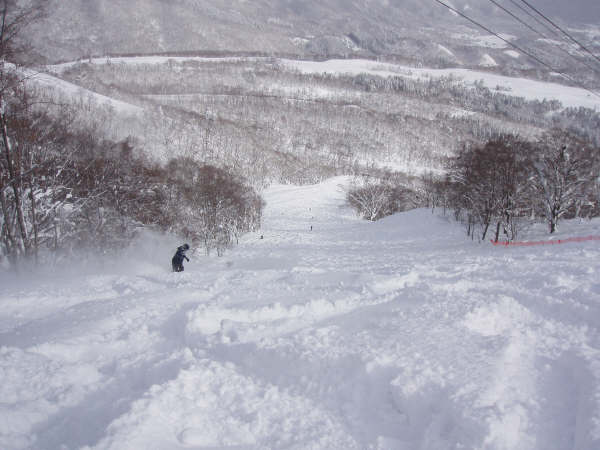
[
  {"xmin": 93, "ymin": 359, "xmax": 357, "ymax": 449},
  {"xmin": 463, "ymin": 296, "xmax": 533, "ymax": 336}
]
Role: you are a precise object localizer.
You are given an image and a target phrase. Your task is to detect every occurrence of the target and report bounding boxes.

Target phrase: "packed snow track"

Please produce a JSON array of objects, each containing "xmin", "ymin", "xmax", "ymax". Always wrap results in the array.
[{"xmin": 1, "ymin": 177, "xmax": 600, "ymax": 449}]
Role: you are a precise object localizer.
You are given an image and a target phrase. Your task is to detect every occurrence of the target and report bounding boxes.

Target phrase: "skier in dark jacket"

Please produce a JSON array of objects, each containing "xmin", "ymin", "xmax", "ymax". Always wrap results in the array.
[{"xmin": 172, "ymin": 243, "xmax": 190, "ymax": 272}]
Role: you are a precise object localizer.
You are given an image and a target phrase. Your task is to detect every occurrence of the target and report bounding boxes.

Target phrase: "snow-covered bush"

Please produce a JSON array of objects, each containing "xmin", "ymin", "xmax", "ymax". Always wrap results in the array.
[{"xmin": 346, "ymin": 174, "xmax": 421, "ymax": 221}]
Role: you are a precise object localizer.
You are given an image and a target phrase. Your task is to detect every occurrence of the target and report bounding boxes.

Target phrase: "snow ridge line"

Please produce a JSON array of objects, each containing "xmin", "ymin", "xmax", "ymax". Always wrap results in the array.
[{"xmin": 490, "ymin": 235, "xmax": 600, "ymax": 247}]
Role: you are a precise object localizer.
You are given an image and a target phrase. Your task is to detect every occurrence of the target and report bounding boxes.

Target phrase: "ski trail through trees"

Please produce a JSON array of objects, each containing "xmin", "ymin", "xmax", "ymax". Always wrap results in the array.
[{"xmin": 1, "ymin": 177, "xmax": 599, "ymax": 449}]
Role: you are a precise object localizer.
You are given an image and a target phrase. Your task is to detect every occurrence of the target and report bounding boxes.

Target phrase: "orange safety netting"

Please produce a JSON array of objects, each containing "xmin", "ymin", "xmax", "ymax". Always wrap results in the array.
[{"xmin": 491, "ymin": 235, "xmax": 600, "ymax": 247}]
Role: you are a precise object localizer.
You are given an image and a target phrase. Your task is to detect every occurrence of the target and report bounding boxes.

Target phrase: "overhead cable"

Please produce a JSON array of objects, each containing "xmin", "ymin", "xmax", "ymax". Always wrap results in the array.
[
  {"xmin": 507, "ymin": 0, "xmax": 559, "ymax": 37},
  {"xmin": 518, "ymin": 0, "xmax": 600, "ymax": 66},
  {"xmin": 431, "ymin": 0, "xmax": 600, "ymax": 100},
  {"xmin": 486, "ymin": 0, "xmax": 600, "ymax": 76}
]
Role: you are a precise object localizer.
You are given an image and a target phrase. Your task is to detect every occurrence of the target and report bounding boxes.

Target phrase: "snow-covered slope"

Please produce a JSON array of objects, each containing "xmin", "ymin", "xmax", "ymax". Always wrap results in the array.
[
  {"xmin": 1, "ymin": 177, "xmax": 600, "ymax": 449},
  {"xmin": 50, "ymin": 55, "xmax": 600, "ymax": 111},
  {"xmin": 26, "ymin": 69, "xmax": 143, "ymax": 117},
  {"xmin": 283, "ymin": 58, "xmax": 600, "ymax": 110}
]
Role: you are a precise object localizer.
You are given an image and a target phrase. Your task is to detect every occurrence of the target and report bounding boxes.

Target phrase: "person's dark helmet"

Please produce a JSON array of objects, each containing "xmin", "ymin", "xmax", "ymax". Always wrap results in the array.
[{"xmin": 183, "ymin": 243, "xmax": 190, "ymax": 250}]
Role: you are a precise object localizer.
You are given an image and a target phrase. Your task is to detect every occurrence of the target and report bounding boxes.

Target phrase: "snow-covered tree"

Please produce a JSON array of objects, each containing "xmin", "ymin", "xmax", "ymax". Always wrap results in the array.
[
  {"xmin": 530, "ymin": 129, "xmax": 599, "ymax": 233},
  {"xmin": 346, "ymin": 177, "xmax": 397, "ymax": 221},
  {"xmin": 0, "ymin": 0, "xmax": 48, "ymax": 264}
]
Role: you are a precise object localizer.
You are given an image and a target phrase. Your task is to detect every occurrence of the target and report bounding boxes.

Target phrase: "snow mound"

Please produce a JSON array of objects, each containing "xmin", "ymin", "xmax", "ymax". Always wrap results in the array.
[
  {"xmin": 463, "ymin": 296, "xmax": 533, "ymax": 336},
  {"xmin": 93, "ymin": 360, "xmax": 358, "ymax": 449},
  {"xmin": 480, "ymin": 53, "xmax": 498, "ymax": 67}
]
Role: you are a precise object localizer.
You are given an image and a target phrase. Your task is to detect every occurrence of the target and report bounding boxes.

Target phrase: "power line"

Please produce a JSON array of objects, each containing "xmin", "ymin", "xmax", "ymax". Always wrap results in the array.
[
  {"xmin": 507, "ymin": 0, "xmax": 558, "ymax": 38},
  {"xmin": 518, "ymin": 0, "xmax": 600, "ymax": 66},
  {"xmin": 488, "ymin": 0, "xmax": 539, "ymax": 36},
  {"xmin": 431, "ymin": 0, "xmax": 600, "ymax": 100},
  {"xmin": 486, "ymin": 0, "xmax": 600, "ymax": 76},
  {"xmin": 431, "ymin": 0, "xmax": 556, "ymax": 70}
]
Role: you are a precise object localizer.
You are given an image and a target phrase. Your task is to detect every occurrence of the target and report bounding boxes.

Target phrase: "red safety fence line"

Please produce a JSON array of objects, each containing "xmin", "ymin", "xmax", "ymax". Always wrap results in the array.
[{"xmin": 491, "ymin": 235, "xmax": 600, "ymax": 247}]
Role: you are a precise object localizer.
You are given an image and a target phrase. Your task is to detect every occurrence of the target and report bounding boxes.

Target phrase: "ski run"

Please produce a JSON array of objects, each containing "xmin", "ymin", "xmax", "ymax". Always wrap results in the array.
[{"xmin": 1, "ymin": 176, "xmax": 600, "ymax": 450}]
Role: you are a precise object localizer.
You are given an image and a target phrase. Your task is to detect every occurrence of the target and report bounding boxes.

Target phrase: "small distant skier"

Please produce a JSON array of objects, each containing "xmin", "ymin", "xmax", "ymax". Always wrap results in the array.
[{"xmin": 172, "ymin": 243, "xmax": 190, "ymax": 272}]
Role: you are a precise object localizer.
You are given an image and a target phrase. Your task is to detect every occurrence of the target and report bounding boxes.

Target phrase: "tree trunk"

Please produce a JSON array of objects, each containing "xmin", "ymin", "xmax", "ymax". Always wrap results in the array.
[
  {"xmin": 494, "ymin": 221, "xmax": 501, "ymax": 243},
  {"xmin": 0, "ymin": 186, "xmax": 17, "ymax": 258},
  {"xmin": 0, "ymin": 106, "xmax": 29, "ymax": 254},
  {"xmin": 29, "ymin": 182, "xmax": 39, "ymax": 263}
]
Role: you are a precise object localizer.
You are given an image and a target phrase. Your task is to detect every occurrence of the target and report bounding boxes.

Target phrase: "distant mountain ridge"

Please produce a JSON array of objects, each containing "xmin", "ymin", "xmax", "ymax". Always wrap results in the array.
[{"xmin": 30, "ymin": 0, "xmax": 599, "ymax": 72}]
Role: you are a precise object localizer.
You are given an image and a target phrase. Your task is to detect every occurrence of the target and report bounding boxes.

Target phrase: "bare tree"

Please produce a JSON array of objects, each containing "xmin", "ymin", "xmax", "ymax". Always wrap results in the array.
[
  {"xmin": 164, "ymin": 158, "xmax": 263, "ymax": 255},
  {"xmin": 450, "ymin": 136, "xmax": 531, "ymax": 241},
  {"xmin": 0, "ymin": 0, "xmax": 47, "ymax": 262}
]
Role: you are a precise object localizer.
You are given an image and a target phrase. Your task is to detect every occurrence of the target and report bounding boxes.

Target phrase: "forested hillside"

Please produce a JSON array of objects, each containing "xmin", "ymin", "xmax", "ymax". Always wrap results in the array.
[
  {"xmin": 25, "ymin": 0, "xmax": 600, "ymax": 88},
  {"xmin": 47, "ymin": 56, "xmax": 600, "ymax": 184}
]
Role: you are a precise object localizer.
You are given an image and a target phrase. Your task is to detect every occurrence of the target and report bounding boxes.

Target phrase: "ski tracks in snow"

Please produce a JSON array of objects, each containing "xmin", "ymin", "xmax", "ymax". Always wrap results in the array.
[{"xmin": 1, "ymin": 177, "xmax": 600, "ymax": 449}]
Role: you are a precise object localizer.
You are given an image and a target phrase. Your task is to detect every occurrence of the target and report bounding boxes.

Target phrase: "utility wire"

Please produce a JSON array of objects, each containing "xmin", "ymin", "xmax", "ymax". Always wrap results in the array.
[
  {"xmin": 518, "ymin": 0, "xmax": 600, "ymax": 66},
  {"xmin": 507, "ymin": 0, "xmax": 558, "ymax": 37},
  {"xmin": 431, "ymin": 0, "xmax": 600, "ymax": 100},
  {"xmin": 488, "ymin": 0, "xmax": 539, "ymax": 36},
  {"xmin": 487, "ymin": 0, "xmax": 600, "ymax": 76}
]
